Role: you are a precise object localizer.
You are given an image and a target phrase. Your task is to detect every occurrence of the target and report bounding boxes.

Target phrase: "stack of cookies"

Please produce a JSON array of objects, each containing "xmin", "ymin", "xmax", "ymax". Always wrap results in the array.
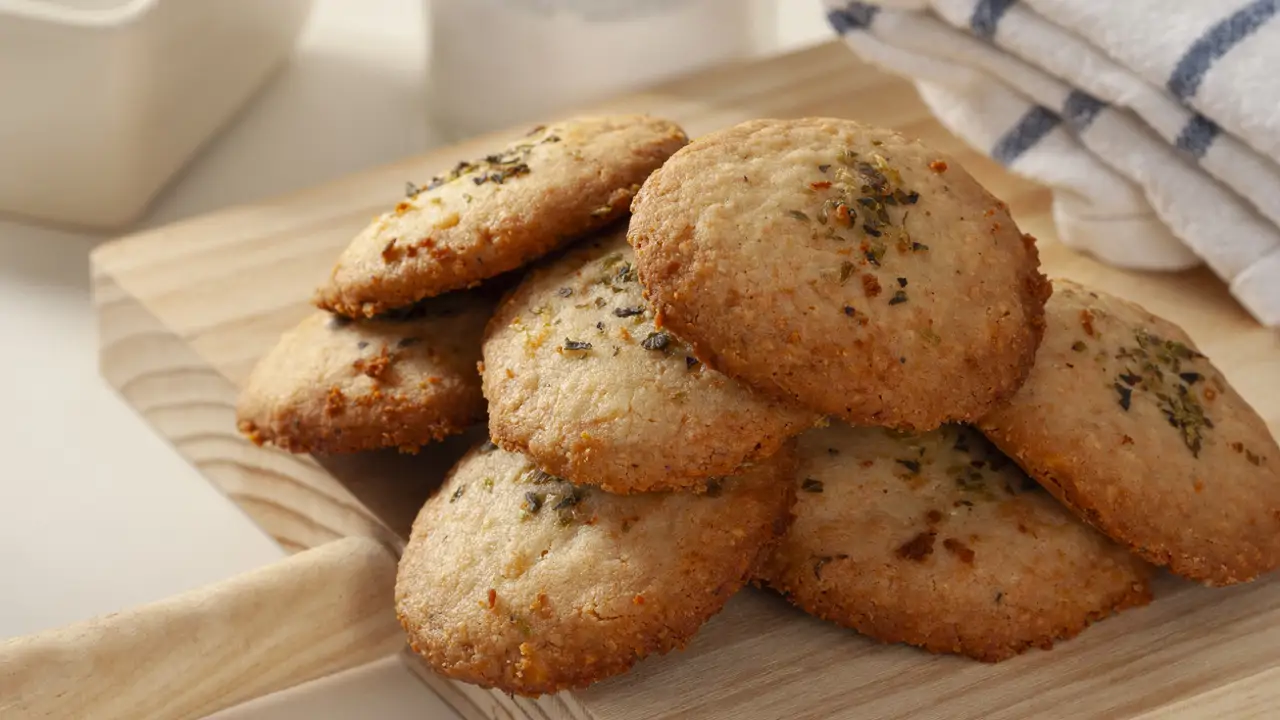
[{"xmin": 236, "ymin": 115, "xmax": 1280, "ymax": 696}]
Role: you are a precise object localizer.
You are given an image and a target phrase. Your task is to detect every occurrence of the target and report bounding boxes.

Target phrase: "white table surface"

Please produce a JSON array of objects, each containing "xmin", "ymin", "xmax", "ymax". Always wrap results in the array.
[{"xmin": 0, "ymin": 1, "xmax": 829, "ymax": 717}]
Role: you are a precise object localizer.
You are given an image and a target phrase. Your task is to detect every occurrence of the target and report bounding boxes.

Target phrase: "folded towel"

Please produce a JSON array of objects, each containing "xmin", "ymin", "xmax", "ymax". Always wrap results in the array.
[{"xmin": 824, "ymin": 0, "xmax": 1280, "ymax": 327}]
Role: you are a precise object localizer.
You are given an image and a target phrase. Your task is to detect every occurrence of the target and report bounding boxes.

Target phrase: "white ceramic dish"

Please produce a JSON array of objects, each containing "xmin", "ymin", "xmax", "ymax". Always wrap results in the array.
[{"xmin": 0, "ymin": 0, "xmax": 313, "ymax": 229}]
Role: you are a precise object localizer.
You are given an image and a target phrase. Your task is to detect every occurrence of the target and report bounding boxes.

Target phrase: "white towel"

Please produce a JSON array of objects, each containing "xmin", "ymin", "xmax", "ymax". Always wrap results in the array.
[{"xmin": 823, "ymin": 0, "xmax": 1280, "ymax": 327}]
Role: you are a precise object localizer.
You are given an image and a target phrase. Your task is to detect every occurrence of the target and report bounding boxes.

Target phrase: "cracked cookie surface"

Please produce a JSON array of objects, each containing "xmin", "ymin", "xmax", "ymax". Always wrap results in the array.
[
  {"xmin": 979, "ymin": 280, "xmax": 1280, "ymax": 585},
  {"xmin": 628, "ymin": 117, "xmax": 1050, "ymax": 430},
  {"xmin": 317, "ymin": 115, "xmax": 687, "ymax": 317},
  {"xmin": 236, "ymin": 292, "xmax": 490, "ymax": 453},
  {"xmin": 482, "ymin": 228, "xmax": 817, "ymax": 493},
  {"xmin": 396, "ymin": 441, "xmax": 794, "ymax": 696},
  {"xmin": 755, "ymin": 423, "xmax": 1151, "ymax": 662}
]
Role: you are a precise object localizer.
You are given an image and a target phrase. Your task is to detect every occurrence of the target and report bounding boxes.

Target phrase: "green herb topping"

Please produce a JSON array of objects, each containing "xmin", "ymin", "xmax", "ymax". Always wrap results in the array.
[
  {"xmin": 839, "ymin": 261, "xmax": 856, "ymax": 283},
  {"xmin": 641, "ymin": 331, "xmax": 670, "ymax": 351},
  {"xmin": 804, "ymin": 152, "xmax": 925, "ymax": 273},
  {"xmin": 864, "ymin": 243, "xmax": 887, "ymax": 266},
  {"xmin": 417, "ymin": 129, "xmax": 558, "ymax": 192},
  {"xmin": 1114, "ymin": 383, "xmax": 1132, "ymax": 411},
  {"xmin": 523, "ymin": 468, "xmax": 561, "ymax": 485},
  {"xmin": 553, "ymin": 489, "xmax": 582, "ymax": 511},
  {"xmin": 524, "ymin": 491, "xmax": 544, "ymax": 514},
  {"xmin": 1113, "ymin": 328, "xmax": 1212, "ymax": 456},
  {"xmin": 614, "ymin": 262, "xmax": 638, "ymax": 284}
]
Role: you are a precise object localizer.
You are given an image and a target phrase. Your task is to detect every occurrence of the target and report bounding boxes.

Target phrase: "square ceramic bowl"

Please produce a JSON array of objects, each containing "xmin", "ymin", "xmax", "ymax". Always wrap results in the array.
[{"xmin": 0, "ymin": 0, "xmax": 313, "ymax": 229}]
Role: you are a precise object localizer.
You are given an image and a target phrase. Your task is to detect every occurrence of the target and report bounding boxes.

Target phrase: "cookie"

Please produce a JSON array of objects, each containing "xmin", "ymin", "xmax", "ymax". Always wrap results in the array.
[
  {"xmin": 395, "ymin": 441, "xmax": 795, "ymax": 696},
  {"xmin": 316, "ymin": 115, "xmax": 688, "ymax": 318},
  {"xmin": 236, "ymin": 293, "xmax": 490, "ymax": 453},
  {"xmin": 482, "ymin": 228, "xmax": 817, "ymax": 493},
  {"xmin": 628, "ymin": 117, "xmax": 1050, "ymax": 431},
  {"xmin": 978, "ymin": 280, "xmax": 1280, "ymax": 585},
  {"xmin": 755, "ymin": 423, "xmax": 1151, "ymax": 662}
]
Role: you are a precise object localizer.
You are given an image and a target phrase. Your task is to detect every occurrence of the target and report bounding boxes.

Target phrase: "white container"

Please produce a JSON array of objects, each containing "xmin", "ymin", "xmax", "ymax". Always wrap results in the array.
[
  {"xmin": 0, "ymin": 0, "xmax": 314, "ymax": 229},
  {"xmin": 424, "ymin": 0, "xmax": 775, "ymax": 139}
]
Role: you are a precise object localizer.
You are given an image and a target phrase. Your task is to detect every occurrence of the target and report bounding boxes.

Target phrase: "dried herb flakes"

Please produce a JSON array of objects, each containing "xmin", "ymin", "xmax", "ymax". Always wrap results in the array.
[{"xmin": 641, "ymin": 331, "xmax": 670, "ymax": 351}]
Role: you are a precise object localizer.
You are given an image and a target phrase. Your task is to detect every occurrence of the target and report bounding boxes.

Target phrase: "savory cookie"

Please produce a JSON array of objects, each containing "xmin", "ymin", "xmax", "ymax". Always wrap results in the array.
[
  {"xmin": 978, "ymin": 280, "xmax": 1280, "ymax": 585},
  {"xmin": 755, "ymin": 423, "xmax": 1151, "ymax": 662},
  {"xmin": 236, "ymin": 293, "xmax": 490, "ymax": 453},
  {"xmin": 482, "ymin": 229, "xmax": 817, "ymax": 493},
  {"xmin": 396, "ymin": 441, "xmax": 795, "ymax": 696},
  {"xmin": 316, "ymin": 115, "xmax": 687, "ymax": 318},
  {"xmin": 628, "ymin": 117, "xmax": 1050, "ymax": 431}
]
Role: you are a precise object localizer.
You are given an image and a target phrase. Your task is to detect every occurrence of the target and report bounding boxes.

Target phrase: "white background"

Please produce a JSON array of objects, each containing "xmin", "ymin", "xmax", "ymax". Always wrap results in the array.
[{"xmin": 0, "ymin": 1, "xmax": 830, "ymax": 717}]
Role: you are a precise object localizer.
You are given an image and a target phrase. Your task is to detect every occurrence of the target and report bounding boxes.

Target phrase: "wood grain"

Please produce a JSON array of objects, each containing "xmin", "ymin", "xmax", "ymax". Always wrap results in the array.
[
  {"xmin": 0, "ymin": 537, "xmax": 403, "ymax": 720},
  {"xmin": 92, "ymin": 41, "xmax": 1280, "ymax": 719}
]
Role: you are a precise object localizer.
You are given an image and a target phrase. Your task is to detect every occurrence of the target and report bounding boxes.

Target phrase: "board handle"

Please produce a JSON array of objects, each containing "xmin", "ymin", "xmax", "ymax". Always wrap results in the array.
[{"xmin": 0, "ymin": 536, "xmax": 405, "ymax": 720}]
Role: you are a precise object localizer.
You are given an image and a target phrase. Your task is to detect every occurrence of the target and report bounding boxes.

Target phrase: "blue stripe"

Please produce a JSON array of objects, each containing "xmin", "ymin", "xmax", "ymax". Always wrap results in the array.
[
  {"xmin": 1169, "ymin": 0, "xmax": 1277, "ymax": 100},
  {"xmin": 1061, "ymin": 91, "xmax": 1107, "ymax": 132},
  {"xmin": 827, "ymin": 2, "xmax": 879, "ymax": 33},
  {"xmin": 1175, "ymin": 114, "xmax": 1221, "ymax": 158},
  {"xmin": 971, "ymin": 0, "xmax": 1019, "ymax": 40},
  {"xmin": 992, "ymin": 106, "xmax": 1060, "ymax": 165}
]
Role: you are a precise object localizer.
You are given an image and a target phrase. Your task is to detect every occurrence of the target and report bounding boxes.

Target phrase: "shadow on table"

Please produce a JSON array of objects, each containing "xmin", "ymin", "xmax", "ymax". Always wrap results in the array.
[{"xmin": 316, "ymin": 425, "xmax": 484, "ymax": 543}]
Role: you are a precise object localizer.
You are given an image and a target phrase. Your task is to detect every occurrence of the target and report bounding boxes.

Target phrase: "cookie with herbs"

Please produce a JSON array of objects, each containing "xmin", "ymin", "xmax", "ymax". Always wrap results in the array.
[
  {"xmin": 315, "ymin": 115, "xmax": 687, "ymax": 318},
  {"xmin": 755, "ymin": 423, "xmax": 1151, "ymax": 662},
  {"xmin": 482, "ymin": 229, "xmax": 817, "ymax": 493},
  {"xmin": 978, "ymin": 280, "xmax": 1280, "ymax": 585},
  {"xmin": 235, "ymin": 292, "xmax": 490, "ymax": 454},
  {"xmin": 395, "ymin": 441, "xmax": 795, "ymax": 696},
  {"xmin": 628, "ymin": 117, "xmax": 1051, "ymax": 431}
]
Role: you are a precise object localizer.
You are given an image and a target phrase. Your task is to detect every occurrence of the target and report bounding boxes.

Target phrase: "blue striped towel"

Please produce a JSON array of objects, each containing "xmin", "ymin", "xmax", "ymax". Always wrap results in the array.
[{"xmin": 825, "ymin": 0, "xmax": 1280, "ymax": 327}]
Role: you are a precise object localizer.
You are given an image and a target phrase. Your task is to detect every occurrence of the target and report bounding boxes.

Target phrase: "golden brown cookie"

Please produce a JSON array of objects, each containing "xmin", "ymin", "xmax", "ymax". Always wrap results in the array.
[
  {"xmin": 395, "ymin": 441, "xmax": 795, "ymax": 696},
  {"xmin": 628, "ymin": 117, "xmax": 1050, "ymax": 431},
  {"xmin": 755, "ymin": 423, "xmax": 1151, "ymax": 662},
  {"xmin": 236, "ymin": 293, "xmax": 490, "ymax": 453},
  {"xmin": 482, "ymin": 228, "xmax": 817, "ymax": 493},
  {"xmin": 316, "ymin": 115, "xmax": 687, "ymax": 317},
  {"xmin": 978, "ymin": 280, "xmax": 1280, "ymax": 585}
]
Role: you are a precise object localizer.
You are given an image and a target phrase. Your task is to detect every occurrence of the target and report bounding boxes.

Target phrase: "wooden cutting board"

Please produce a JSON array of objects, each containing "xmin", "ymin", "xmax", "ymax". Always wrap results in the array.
[{"xmin": 91, "ymin": 41, "xmax": 1280, "ymax": 719}]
